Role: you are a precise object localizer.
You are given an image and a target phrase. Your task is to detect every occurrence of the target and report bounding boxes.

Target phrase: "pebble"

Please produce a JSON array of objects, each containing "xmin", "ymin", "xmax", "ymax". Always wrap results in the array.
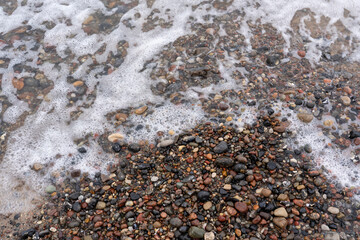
[
  {"xmin": 188, "ymin": 226, "xmax": 205, "ymax": 238},
  {"xmin": 274, "ymin": 207, "xmax": 288, "ymax": 217},
  {"xmin": 45, "ymin": 185, "xmax": 56, "ymax": 194},
  {"xmin": 203, "ymin": 201, "xmax": 212, "ymax": 210},
  {"xmin": 261, "ymin": 188, "xmax": 272, "ymax": 197},
  {"xmin": 170, "ymin": 217, "xmax": 183, "ymax": 228},
  {"xmin": 96, "ymin": 201, "xmax": 106, "ymax": 210},
  {"xmin": 297, "ymin": 113, "xmax": 314, "ymax": 123},
  {"xmin": 325, "ymin": 232, "xmax": 340, "ymax": 240},
  {"xmin": 197, "ymin": 191, "xmax": 210, "ymax": 202},
  {"xmin": 340, "ymin": 96, "xmax": 351, "ymax": 106},
  {"xmin": 204, "ymin": 232, "xmax": 215, "ymax": 240},
  {"xmin": 32, "ymin": 163, "xmax": 44, "ymax": 171},
  {"xmin": 215, "ymin": 157, "xmax": 234, "ymax": 168},
  {"xmin": 328, "ymin": 207, "xmax": 340, "ymax": 215},
  {"xmin": 235, "ymin": 202, "xmax": 248, "ymax": 213},
  {"xmin": 213, "ymin": 141, "xmax": 228, "ymax": 153},
  {"xmin": 223, "ymin": 184, "xmax": 232, "ymax": 190},
  {"xmin": 151, "ymin": 176, "xmax": 159, "ymax": 182},
  {"xmin": 135, "ymin": 106, "xmax": 148, "ymax": 115},
  {"xmin": 277, "ymin": 194, "xmax": 288, "ymax": 201},
  {"xmin": 273, "ymin": 217, "xmax": 287, "ymax": 229},
  {"xmin": 108, "ymin": 133, "xmax": 123, "ymax": 142}
]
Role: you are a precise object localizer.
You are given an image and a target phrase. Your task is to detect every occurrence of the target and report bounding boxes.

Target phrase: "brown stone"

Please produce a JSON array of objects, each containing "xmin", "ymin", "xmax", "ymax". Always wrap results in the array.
[
  {"xmin": 261, "ymin": 188, "xmax": 272, "ymax": 197},
  {"xmin": 227, "ymin": 206, "xmax": 237, "ymax": 216},
  {"xmin": 235, "ymin": 202, "xmax": 248, "ymax": 214},
  {"xmin": 273, "ymin": 217, "xmax": 287, "ymax": 229}
]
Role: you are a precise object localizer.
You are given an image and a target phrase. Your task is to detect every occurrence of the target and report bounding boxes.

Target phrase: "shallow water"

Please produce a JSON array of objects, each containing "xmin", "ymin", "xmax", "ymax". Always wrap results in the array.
[{"xmin": 0, "ymin": 0, "xmax": 359, "ymax": 215}]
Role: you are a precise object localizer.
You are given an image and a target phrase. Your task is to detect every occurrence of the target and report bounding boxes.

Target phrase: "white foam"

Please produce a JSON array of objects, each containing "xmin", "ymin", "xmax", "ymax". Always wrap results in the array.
[{"xmin": 0, "ymin": 0, "xmax": 360, "ymax": 214}]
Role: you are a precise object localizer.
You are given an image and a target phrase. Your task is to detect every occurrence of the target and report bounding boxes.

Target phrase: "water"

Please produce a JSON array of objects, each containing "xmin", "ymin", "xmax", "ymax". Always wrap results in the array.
[{"xmin": 0, "ymin": 0, "xmax": 359, "ymax": 214}]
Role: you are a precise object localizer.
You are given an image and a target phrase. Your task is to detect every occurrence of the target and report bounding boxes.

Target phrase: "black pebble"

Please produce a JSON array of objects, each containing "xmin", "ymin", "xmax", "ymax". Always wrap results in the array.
[{"xmin": 112, "ymin": 143, "xmax": 121, "ymax": 153}]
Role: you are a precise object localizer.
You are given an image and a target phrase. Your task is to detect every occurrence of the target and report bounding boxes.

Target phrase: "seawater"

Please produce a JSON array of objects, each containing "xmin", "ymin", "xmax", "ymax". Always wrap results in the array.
[{"xmin": 0, "ymin": 0, "xmax": 359, "ymax": 214}]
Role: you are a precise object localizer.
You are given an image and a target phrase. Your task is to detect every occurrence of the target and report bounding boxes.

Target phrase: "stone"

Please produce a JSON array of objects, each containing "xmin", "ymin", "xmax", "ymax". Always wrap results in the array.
[
  {"xmin": 158, "ymin": 139, "xmax": 174, "ymax": 147},
  {"xmin": 135, "ymin": 106, "xmax": 148, "ymax": 115},
  {"xmin": 261, "ymin": 188, "xmax": 272, "ymax": 197},
  {"xmin": 203, "ymin": 201, "xmax": 212, "ymax": 210},
  {"xmin": 204, "ymin": 232, "xmax": 215, "ymax": 240},
  {"xmin": 45, "ymin": 185, "xmax": 56, "ymax": 194},
  {"xmin": 277, "ymin": 194, "xmax": 288, "ymax": 201},
  {"xmin": 32, "ymin": 163, "xmax": 44, "ymax": 171},
  {"xmin": 96, "ymin": 201, "xmax": 106, "ymax": 210},
  {"xmin": 325, "ymin": 232, "xmax": 340, "ymax": 240},
  {"xmin": 328, "ymin": 207, "xmax": 340, "ymax": 215},
  {"xmin": 108, "ymin": 133, "xmax": 123, "ymax": 142},
  {"xmin": 340, "ymin": 96, "xmax": 351, "ymax": 106},
  {"xmin": 197, "ymin": 191, "xmax": 210, "ymax": 202},
  {"xmin": 321, "ymin": 224, "xmax": 330, "ymax": 231},
  {"xmin": 274, "ymin": 207, "xmax": 288, "ymax": 217},
  {"xmin": 297, "ymin": 50, "xmax": 306, "ymax": 57},
  {"xmin": 223, "ymin": 184, "xmax": 232, "ymax": 190},
  {"xmin": 170, "ymin": 217, "xmax": 183, "ymax": 228},
  {"xmin": 68, "ymin": 221, "xmax": 80, "ymax": 228},
  {"xmin": 235, "ymin": 202, "xmax": 248, "ymax": 213},
  {"xmin": 215, "ymin": 157, "xmax": 234, "ymax": 168},
  {"xmin": 213, "ymin": 141, "xmax": 228, "ymax": 153},
  {"xmin": 188, "ymin": 226, "xmax": 205, "ymax": 239},
  {"xmin": 273, "ymin": 217, "xmax": 287, "ymax": 229},
  {"xmin": 297, "ymin": 113, "xmax": 313, "ymax": 123}
]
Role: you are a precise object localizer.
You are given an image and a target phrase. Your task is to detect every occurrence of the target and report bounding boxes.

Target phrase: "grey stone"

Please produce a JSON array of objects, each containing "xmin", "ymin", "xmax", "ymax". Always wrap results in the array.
[{"xmin": 188, "ymin": 226, "xmax": 205, "ymax": 238}]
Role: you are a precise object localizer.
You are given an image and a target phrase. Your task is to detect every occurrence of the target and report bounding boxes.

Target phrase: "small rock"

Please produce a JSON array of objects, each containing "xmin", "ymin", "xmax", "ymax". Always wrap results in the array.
[
  {"xmin": 274, "ymin": 207, "xmax": 288, "ymax": 217},
  {"xmin": 203, "ymin": 201, "xmax": 212, "ymax": 210},
  {"xmin": 204, "ymin": 232, "xmax": 215, "ymax": 240},
  {"xmin": 158, "ymin": 139, "xmax": 174, "ymax": 147},
  {"xmin": 135, "ymin": 106, "xmax": 148, "ymax": 115},
  {"xmin": 188, "ymin": 226, "xmax": 205, "ymax": 239},
  {"xmin": 273, "ymin": 217, "xmax": 287, "ymax": 229},
  {"xmin": 215, "ymin": 157, "xmax": 234, "ymax": 168},
  {"xmin": 261, "ymin": 188, "xmax": 272, "ymax": 197},
  {"xmin": 297, "ymin": 50, "xmax": 306, "ymax": 58},
  {"xmin": 321, "ymin": 224, "xmax": 330, "ymax": 231},
  {"xmin": 277, "ymin": 194, "xmax": 288, "ymax": 201},
  {"xmin": 96, "ymin": 201, "xmax": 106, "ymax": 210},
  {"xmin": 108, "ymin": 133, "xmax": 123, "ymax": 142},
  {"xmin": 170, "ymin": 217, "xmax": 183, "ymax": 228},
  {"xmin": 213, "ymin": 141, "xmax": 228, "ymax": 153},
  {"xmin": 197, "ymin": 191, "xmax": 210, "ymax": 202},
  {"xmin": 45, "ymin": 185, "xmax": 56, "ymax": 194},
  {"xmin": 223, "ymin": 184, "xmax": 232, "ymax": 190},
  {"xmin": 328, "ymin": 207, "xmax": 340, "ymax": 215},
  {"xmin": 68, "ymin": 221, "xmax": 80, "ymax": 228},
  {"xmin": 297, "ymin": 113, "xmax": 314, "ymax": 123},
  {"xmin": 340, "ymin": 96, "xmax": 351, "ymax": 106},
  {"xmin": 32, "ymin": 163, "xmax": 43, "ymax": 171},
  {"xmin": 235, "ymin": 202, "xmax": 248, "ymax": 214},
  {"xmin": 325, "ymin": 232, "xmax": 340, "ymax": 240}
]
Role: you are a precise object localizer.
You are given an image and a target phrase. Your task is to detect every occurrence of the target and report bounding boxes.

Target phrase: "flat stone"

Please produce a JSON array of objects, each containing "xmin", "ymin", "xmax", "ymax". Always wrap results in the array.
[
  {"xmin": 261, "ymin": 188, "xmax": 272, "ymax": 197},
  {"xmin": 277, "ymin": 194, "xmax": 288, "ymax": 201},
  {"xmin": 108, "ymin": 133, "xmax": 123, "ymax": 142},
  {"xmin": 274, "ymin": 207, "xmax": 288, "ymax": 217},
  {"xmin": 325, "ymin": 232, "xmax": 340, "ymax": 240},
  {"xmin": 235, "ymin": 202, "xmax": 248, "ymax": 214},
  {"xmin": 273, "ymin": 217, "xmax": 287, "ymax": 229},
  {"xmin": 340, "ymin": 96, "xmax": 351, "ymax": 106},
  {"xmin": 204, "ymin": 232, "xmax": 215, "ymax": 240},
  {"xmin": 297, "ymin": 113, "xmax": 314, "ymax": 123},
  {"xmin": 188, "ymin": 226, "xmax": 205, "ymax": 239},
  {"xmin": 32, "ymin": 163, "xmax": 44, "ymax": 171},
  {"xmin": 45, "ymin": 185, "xmax": 56, "ymax": 194},
  {"xmin": 213, "ymin": 141, "xmax": 228, "ymax": 153},
  {"xmin": 96, "ymin": 201, "xmax": 106, "ymax": 210},
  {"xmin": 158, "ymin": 139, "xmax": 174, "ymax": 147},
  {"xmin": 170, "ymin": 217, "xmax": 183, "ymax": 228},
  {"xmin": 135, "ymin": 106, "xmax": 148, "ymax": 115},
  {"xmin": 223, "ymin": 184, "xmax": 232, "ymax": 190},
  {"xmin": 215, "ymin": 157, "xmax": 234, "ymax": 168},
  {"xmin": 328, "ymin": 207, "xmax": 340, "ymax": 215},
  {"xmin": 203, "ymin": 201, "xmax": 212, "ymax": 210}
]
